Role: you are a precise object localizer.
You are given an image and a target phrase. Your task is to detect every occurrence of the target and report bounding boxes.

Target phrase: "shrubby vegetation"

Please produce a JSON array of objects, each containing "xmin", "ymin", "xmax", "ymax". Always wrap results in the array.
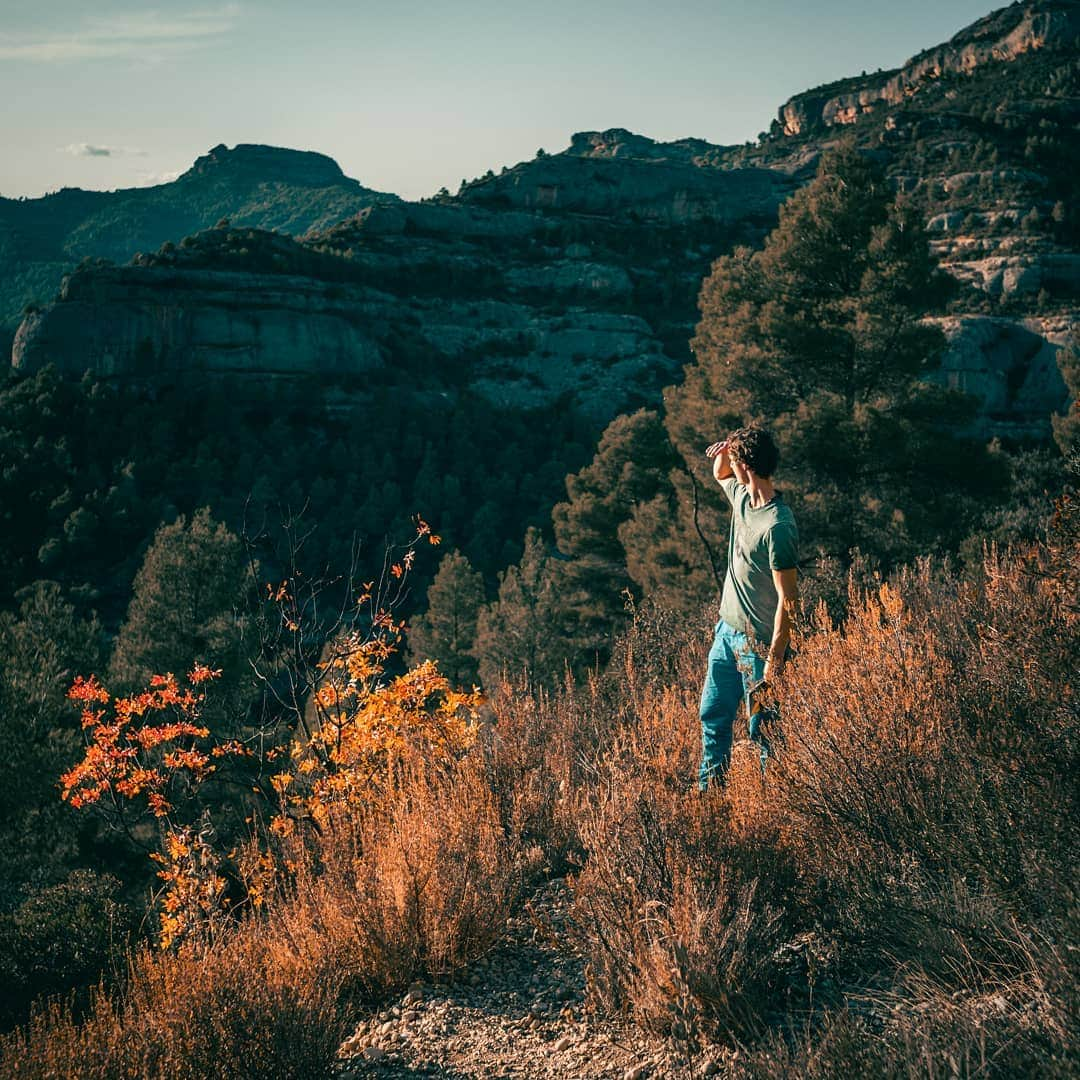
[
  {"xmin": 0, "ymin": 361, "xmax": 595, "ymax": 1023},
  {"xmin": 2, "ymin": 486, "xmax": 1075, "ymax": 1076},
  {"xmin": 0, "ymin": 130, "xmax": 1075, "ymax": 1075}
]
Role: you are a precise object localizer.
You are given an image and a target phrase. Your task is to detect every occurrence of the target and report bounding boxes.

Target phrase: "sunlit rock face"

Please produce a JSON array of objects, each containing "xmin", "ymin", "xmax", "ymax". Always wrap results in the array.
[
  {"xmin": 930, "ymin": 314, "xmax": 1073, "ymax": 438},
  {"xmin": 10, "ymin": 3, "xmax": 1079, "ymax": 441},
  {"xmin": 778, "ymin": 0, "xmax": 1080, "ymax": 136}
]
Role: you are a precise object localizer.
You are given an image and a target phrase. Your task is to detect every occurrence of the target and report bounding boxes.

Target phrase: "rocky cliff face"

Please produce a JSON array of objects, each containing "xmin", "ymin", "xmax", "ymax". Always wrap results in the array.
[
  {"xmin": 0, "ymin": 143, "xmax": 396, "ymax": 348},
  {"xmin": 777, "ymin": 0, "xmax": 1080, "ymax": 136},
  {"xmin": 930, "ymin": 313, "xmax": 1074, "ymax": 435},
  {"xmin": 11, "ymin": 133, "xmax": 794, "ymax": 423},
  {"xmin": 10, "ymin": 3, "xmax": 1078, "ymax": 439},
  {"xmin": 456, "ymin": 146, "xmax": 787, "ymax": 224},
  {"xmin": 11, "ymin": 175, "xmax": 775, "ymax": 422},
  {"xmin": 183, "ymin": 143, "xmax": 355, "ymax": 188},
  {"xmin": 12, "ymin": 262, "xmax": 387, "ymax": 382},
  {"xmin": 718, "ymin": 0, "xmax": 1079, "ymax": 436}
]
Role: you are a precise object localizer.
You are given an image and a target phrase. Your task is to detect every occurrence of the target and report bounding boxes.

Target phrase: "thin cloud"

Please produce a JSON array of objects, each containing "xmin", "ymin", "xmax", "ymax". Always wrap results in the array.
[
  {"xmin": 136, "ymin": 169, "xmax": 183, "ymax": 187},
  {"xmin": 61, "ymin": 143, "xmax": 148, "ymax": 158},
  {"xmin": 0, "ymin": 5, "xmax": 240, "ymax": 62}
]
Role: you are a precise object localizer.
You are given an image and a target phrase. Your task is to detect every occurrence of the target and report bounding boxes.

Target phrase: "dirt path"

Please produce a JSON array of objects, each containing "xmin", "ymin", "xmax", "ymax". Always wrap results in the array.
[{"xmin": 336, "ymin": 877, "xmax": 724, "ymax": 1079}]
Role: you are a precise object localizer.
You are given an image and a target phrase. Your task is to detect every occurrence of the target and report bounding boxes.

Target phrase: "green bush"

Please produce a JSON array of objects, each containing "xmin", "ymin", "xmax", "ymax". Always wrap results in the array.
[{"xmin": 0, "ymin": 871, "xmax": 136, "ymax": 1029}]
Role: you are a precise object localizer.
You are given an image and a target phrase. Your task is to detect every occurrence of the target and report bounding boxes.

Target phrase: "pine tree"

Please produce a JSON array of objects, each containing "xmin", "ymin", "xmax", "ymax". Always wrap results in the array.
[
  {"xmin": 0, "ymin": 581, "xmax": 105, "ymax": 887},
  {"xmin": 474, "ymin": 528, "xmax": 570, "ymax": 688},
  {"xmin": 406, "ymin": 549, "xmax": 485, "ymax": 687},
  {"xmin": 109, "ymin": 507, "xmax": 252, "ymax": 727},
  {"xmin": 664, "ymin": 145, "xmax": 999, "ymax": 572},
  {"xmin": 550, "ymin": 410, "xmax": 681, "ymax": 660},
  {"xmin": 617, "ymin": 469, "xmax": 723, "ymax": 614}
]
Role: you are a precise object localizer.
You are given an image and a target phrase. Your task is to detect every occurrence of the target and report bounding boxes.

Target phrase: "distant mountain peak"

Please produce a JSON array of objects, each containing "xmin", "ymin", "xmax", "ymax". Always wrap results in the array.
[{"xmin": 182, "ymin": 143, "xmax": 351, "ymax": 187}]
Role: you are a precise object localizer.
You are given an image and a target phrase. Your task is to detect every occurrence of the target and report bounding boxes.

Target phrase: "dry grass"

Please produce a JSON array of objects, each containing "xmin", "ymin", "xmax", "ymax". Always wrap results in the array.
[
  {"xmin": 270, "ymin": 752, "xmax": 526, "ymax": 1005},
  {"xmin": 1, "ymin": 929, "xmax": 344, "ymax": 1080},
  {"xmin": 2, "ymin": 751, "xmax": 527, "ymax": 1076},
  {"xmin": 559, "ymin": 538, "xmax": 1079, "ymax": 1073},
  {"xmin": 5, "ymin": 527, "xmax": 1077, "ymax": 1077}
]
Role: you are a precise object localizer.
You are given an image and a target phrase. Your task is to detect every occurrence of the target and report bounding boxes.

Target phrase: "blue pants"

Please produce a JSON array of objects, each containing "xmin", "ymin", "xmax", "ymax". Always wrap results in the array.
[{"xmin": 698, "ymin": 620, "xmax": 768, "ymax": 790}]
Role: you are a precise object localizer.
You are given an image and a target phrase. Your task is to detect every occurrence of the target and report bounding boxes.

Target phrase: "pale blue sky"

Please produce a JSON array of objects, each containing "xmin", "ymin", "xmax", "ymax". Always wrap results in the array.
[{"xmin": 1, "ymin": 0, "xmax": 994, "ymax": 200}]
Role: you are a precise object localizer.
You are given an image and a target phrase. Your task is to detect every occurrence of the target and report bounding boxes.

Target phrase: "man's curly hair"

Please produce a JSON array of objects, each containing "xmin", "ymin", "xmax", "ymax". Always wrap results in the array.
[{"xmin": 727, "ymin": 425, "xmax": 780, "ymax": 478}]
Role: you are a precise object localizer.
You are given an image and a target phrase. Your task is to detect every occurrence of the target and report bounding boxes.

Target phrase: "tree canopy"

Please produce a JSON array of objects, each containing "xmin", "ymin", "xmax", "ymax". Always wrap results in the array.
[
  {"xmin": 663, "ymin": 146, "xmax": 1001, "ymax": 575},
  {"xmin": 407, "ymin": 549, "xmax": 485, "ymax": 688}
]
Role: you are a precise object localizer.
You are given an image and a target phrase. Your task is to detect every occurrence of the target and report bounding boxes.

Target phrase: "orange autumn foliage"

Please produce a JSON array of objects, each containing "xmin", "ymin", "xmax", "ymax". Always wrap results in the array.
[
  {"xmin": 276, "ymin": 632, "xmax": 483, "ymax": 831},
  {"xmin": 61, "ymin": 587, "xmax": 480, "ymax": 948},
  {"xmin": 61, "ymin": 668, "xmax": 218, "ymax": 817}
]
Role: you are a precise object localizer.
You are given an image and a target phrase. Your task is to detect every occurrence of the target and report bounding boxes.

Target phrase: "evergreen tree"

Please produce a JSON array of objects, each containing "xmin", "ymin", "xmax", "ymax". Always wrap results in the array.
[
  {"xmin": 109, "ymin": 508, "xmax": 252, "ymax": 727},
  {"xmin": 1052, "ymin": 336, "xmax": 1079, "ymax": 462},
  {"xmin": 474, "ymin": 528, "xmax": 570, "ymax": 688},
  {"xmin": 663, "ymin": 145, "xmax": 999, "ymax": 573},
  {"xmin": 0, "ymin": 581, "xmax": 105, "ymax": 894},
  {"xmin": 550, "ymin": 410, "xmax": 680, "ymax": 660},
  {"xmin": 618, "ymin": 471, "xmax": 723, "ymax": 615},
  {"xmin": 407, "ymin": 549, "xmax": 485, "ymax": 687}
]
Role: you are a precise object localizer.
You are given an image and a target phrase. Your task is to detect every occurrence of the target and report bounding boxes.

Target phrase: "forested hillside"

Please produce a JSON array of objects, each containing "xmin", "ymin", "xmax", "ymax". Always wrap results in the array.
[
  {"xmin": 0, "ymin": 2, "xmax": 1077, "ymax": 1076},
  {"xmin": 0, "ymin": 143, "xmax": 395, "ymax": 357}
]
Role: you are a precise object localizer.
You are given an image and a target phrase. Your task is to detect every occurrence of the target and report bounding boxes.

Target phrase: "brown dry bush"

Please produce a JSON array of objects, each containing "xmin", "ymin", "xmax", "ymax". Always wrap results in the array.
[
  {"xmin": 736, "ymin": 936, "xmax": 1078, "ymax": 1079},
  {"xmin": 1, "ymin": 927, "xmax": 345, "ymax": 1080},
  {"xmin": 563, "ymin": 620, "xmax": 801, "ymax": 1046},
  {"xmin": 570, "ymin": 770, "xmax": 798, "ymax": 1046},
  {"xmin": 564, "ymin": 534, "xmax": 1078, "ymax": 1067},
  {"xmin": 3, "ymin": 749, "xmax": 525, "ymax": 1074},
  {"xmin": 270, "ymin": 751, "xmax": 524, "ymax": 1005},
  {"xmin": 733, "ymin": 548, "xmax": 1079, "ymax": 980},
  {"xmin": 485, "ymin": 598, "xmax": 706, "ymax": 875}
]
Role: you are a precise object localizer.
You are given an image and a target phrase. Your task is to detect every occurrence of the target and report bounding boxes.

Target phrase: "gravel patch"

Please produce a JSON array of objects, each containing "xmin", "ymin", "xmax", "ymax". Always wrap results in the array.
[{"xmin": 335, "ymin": 878, "xmax": 726, "ymax": 1079}]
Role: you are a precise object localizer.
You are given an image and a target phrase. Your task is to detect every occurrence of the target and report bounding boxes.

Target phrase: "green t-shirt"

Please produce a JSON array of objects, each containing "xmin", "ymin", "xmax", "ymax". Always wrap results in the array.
[{"xmin": 717, "ymin": 477, "xmax": 799, "ymax": 650}]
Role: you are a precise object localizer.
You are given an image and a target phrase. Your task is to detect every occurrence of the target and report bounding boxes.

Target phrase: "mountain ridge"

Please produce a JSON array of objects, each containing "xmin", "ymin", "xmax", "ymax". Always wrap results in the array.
[
  {"xmin": 9, "ymin": 0, "xmax": 1078, "ymax": 439},
  {"xmin": 0, "ymin": 143, "xmax": 397, "ymax": 354}
]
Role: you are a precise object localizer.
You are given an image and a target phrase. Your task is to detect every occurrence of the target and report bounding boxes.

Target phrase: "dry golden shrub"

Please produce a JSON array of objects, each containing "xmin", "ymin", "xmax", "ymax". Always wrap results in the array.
[
  {"xmin": 270, "ymin": 751, "xmax": 524, "ymax": 1005},
  {"xmin": 731, "ymin": 550, "xmax": 1079, "ymax": 979},
  {"xmin": 564, "ymin": 544, "xmax": 1078, "ymax": 1065},
  {"xmin": 485, "ymin": 598, "xmax": 707, "ymax": 876},
  {"xmin": 564, "ymin": 654, "xmax": 799, "ymax": 1045},
  {"xmin": 734, "ymin": 935, "xmax": 1078, "ymax": 1080},
  {"xmin": 4, "ymin": 750, "xmax": 525, "ymax": 1072},
  {"xmin": 485, "ymin": 674, "xmax": 584, "ymax": 874},
  {"xmin": 570, "ymin": 771, "xmax": 796, "ymax": 1046},
  {"xmin": 1, "ymin": 926, "xmax": 344, "ymax": 1079}
]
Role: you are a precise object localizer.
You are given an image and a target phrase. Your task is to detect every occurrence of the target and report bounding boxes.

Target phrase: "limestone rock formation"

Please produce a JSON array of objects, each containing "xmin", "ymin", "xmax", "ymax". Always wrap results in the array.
[
  {"xmin": 9, "ymin": 2, "xmax": 1078, "ymax": 440},
  {"xmin": 929, "ymin": 314, "xmax": 1072, "ymax": 437},
  {"xmin": 10, "ymin": 222, "xmax": 689, "ymax": 423},
  {"xmin": 185, "ymin": 143, "xmax": 357, "ymax": 188},
  {"xmin": 458, "ymin": 144, "xmax": 787, "ymax": 223},
  {"xmin": 11, "ymin": 131, "xmax": 792, "ymax": 424},
  {"xmin": 777, "ymin": 0, "xmax": 1080, "ymax": 136},
  {"xmin": 12, "ymin": 264, "xmax": 388, "ymax": 381}
]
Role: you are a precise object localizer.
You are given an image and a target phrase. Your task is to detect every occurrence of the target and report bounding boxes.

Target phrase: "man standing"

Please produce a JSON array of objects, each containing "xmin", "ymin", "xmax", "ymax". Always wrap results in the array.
[{"xmin": 698, "ymin": 425, "xmax": 798, "ymax": 790}]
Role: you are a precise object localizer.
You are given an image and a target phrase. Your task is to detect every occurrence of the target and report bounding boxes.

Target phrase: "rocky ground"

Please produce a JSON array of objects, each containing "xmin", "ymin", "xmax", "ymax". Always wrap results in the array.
[{"xmin": 336, "ymin": 877, "xmax": 727, "ymax": 1080}]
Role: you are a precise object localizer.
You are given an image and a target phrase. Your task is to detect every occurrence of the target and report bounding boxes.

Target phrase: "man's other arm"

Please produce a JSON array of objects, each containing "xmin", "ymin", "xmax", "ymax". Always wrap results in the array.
[{"xmin": 764, "ymin": 567, "xmax": 798, "ymax": 684}]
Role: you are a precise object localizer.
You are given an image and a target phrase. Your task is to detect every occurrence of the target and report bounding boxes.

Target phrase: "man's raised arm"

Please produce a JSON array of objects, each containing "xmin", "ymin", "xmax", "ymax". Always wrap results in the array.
[{"xmin": 706, "ymin": 440, "xmax": 734, "ymax": 484}]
